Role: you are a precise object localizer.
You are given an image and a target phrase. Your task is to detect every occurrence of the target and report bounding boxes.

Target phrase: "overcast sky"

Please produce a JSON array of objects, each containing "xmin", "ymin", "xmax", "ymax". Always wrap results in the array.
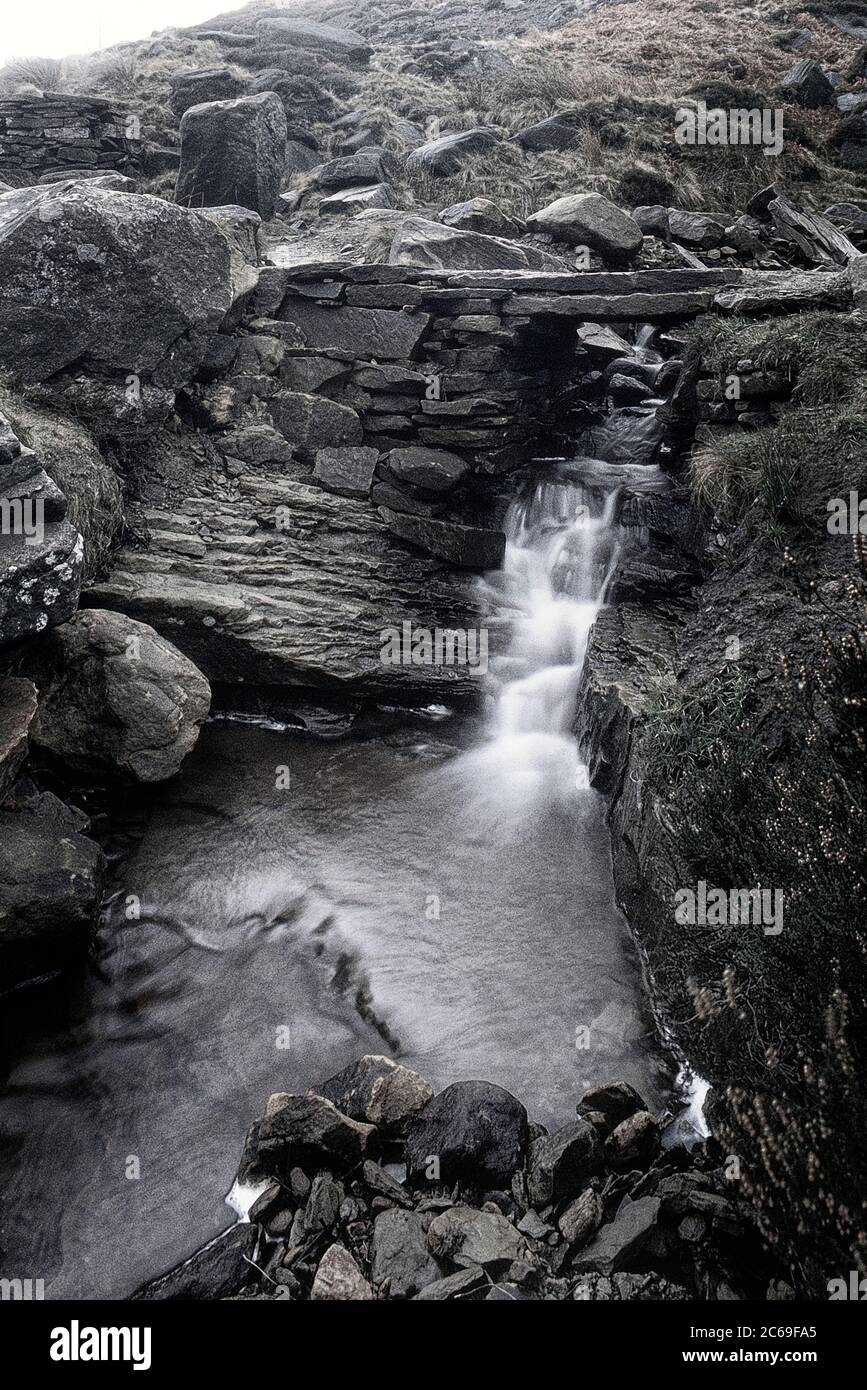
[{"xmin": 0, "ymin": 1, "xmax": 249, "ymax": 64}]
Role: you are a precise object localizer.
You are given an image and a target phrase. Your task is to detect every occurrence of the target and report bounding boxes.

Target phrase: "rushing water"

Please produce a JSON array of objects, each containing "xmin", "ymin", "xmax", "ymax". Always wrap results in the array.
[{"xmin": 0, "ymin": 458, "xmax": 672, "ymax": 1299}]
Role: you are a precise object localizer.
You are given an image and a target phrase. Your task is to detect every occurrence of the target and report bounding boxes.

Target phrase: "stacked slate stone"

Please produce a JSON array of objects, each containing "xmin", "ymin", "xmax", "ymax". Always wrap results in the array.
[
  {"xmin": 0, "ymin": 95, "xmax": 141, "ymax": 178},
  {"xmin": 132, "ymin": 1056, "xmax": 784, "ymax": 1302}
]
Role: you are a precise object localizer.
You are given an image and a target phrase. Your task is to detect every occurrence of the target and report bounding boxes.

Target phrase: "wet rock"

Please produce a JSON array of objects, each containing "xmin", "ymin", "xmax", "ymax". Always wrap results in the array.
[
  {"xmin": 558, "ymin": 1188, "xmax": 604, "ymax": 1248},
  {"xmin": 28, "ymin": 609, "xmax": 211, "ymax": 783},
  {"xmin": 572, "ymin": 1196, "xmax": 661, "ymax": 1275},
  {"xmin": 426, "ymin": 1204, "xmax": 526, "ymax": 1271},
  {"xmin": 407, "ymin": 128, "xmax": 501, "ymax": 176},
  {"xmin": 578, "ymin": 1080, "xmax": 647, "ymax": 1130},
  {"xmin": 577, "ymin": 323, "xmax": 633, "ymax": 363},
  {"xmin": 311, "ymin": 1243, "xmax": 373, "ymax": 1300},
  {"xmin": 385, "ymin": 446, "xmax": 469, "ymax": 493},
  {"xmin": 371, "ymin": 1208, "xmax": 442, "ymax": 1298},
  {"xmin": 527, "ymin": 194, "xmax": 643, "ymax": 263},
  {"xmin": 176, "ymin": 92, "xmax": 287, "ymax": 219},
  {"xmin": 169, "ymin": 67, "xmax": 249, "ymax": 119},
  {"xmin": 405, "ymin": 1080, "xmax": 529, "ymax": 1187},
  {"xmin": 668, "ymin": 210, "xmax": 726, "ymax": 250},
  {"xmin": 318, "ymin": 1054, "xmax": 433, "ymax": 1137},
  {"xmin": 256, "ymin": 1092, "xmax": 377, "ymax": 1174},
  {"xmin": 608, "ymin": 373, "xmax": 652, "ymax": 405},
  {"xmin": 0, "ymin": 811, "xmax": 103, "ymax": 988},
  {"xmin": 132, "ymin": 1224, "xmax": 256, "ymax": 1300},
  {"xmin": 313, "ymin": 445, "xmax": 379, "ymax": 498},
  {"xmin": 0, "ymin": 678, "xmax": 37, "ymax": 801},
  {"xmin": 606, "ymin": 1111, "xmax": 661, "ymax": 1170},
  {"xmin": 270, "ymin": 392, "xmax": 363, "ymax": 452},
  {"xmin": 527, "ymin": 1119, "xmax": 602, "ymax": 1207},
  {"xmin": 302, "ymin": 1173, "xmax": 342, "ymax": 1233},
  {"xmin": 0, "ymin": 184, "xmax": 231, "ymax": 397},
  {"xmin": 380, "ymin": 508, "xmax": 505, "ymax": 570},
  {"xmin": 439, "ymin": 198, "xmax": 523, "ymax": 237},
  {"xmin": 318, "ymin": 146, "xmax": 397, "ymax": 192},
  {"xmin": 780, "ymin": 57, "xmax": 834, "ymax": 107}
]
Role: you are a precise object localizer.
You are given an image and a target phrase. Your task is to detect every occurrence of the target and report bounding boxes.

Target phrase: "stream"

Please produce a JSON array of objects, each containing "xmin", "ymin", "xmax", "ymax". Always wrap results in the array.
[{"xmin": 0, "ymin": 337, "xmax": 680, "ymax": 1299}]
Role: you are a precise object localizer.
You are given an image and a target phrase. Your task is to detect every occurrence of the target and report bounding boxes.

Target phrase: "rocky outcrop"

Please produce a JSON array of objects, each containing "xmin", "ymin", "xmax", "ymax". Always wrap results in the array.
[
  {"xmin": 176, "ymin": 92, "xmax": 287, "ymax": 219},
  {"xmin": 138, "ymin": 1062, "xmax": 779, "ymax": 1302},
  {"xmin": 0, "ymin": 183, "xmax": 232, "ymax": 438},
  {"xmin": 26, "ymin": 609, "xmax": 211, "ymax": 783}
]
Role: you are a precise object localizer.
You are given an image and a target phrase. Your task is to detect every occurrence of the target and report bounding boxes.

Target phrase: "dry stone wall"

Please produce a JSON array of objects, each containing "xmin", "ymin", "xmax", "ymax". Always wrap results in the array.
[{"xmin": 0, "ymin": 95, "xmax": 141, "ymax": 178}]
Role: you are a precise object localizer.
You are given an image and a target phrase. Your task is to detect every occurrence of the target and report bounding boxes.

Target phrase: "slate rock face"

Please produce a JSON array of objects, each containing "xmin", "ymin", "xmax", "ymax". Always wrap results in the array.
[
  {"xmin": 0, "ymin": 183, "xmax": 232, "ymax": 392},
  {"xmin": 176, "ymin": 92, "xmax": 287, "ymax": 219},
  {"xmin": 405, "ymin": 1080, "xmax": 529, "ymax": 1187},
  {"xmin": 379, "ymin": 509, "xmax": 506, "ymax": 569},
  {"xmin": 29, "ymin": 609, "xmax": 211, "ymax": 783},
  {"xmin": 270, "ymin": 392, "xmax": 363, "ymax": 452},
  {"xmin": 278, "ymin": 297, "xmax": 430, "ymax": 359}
]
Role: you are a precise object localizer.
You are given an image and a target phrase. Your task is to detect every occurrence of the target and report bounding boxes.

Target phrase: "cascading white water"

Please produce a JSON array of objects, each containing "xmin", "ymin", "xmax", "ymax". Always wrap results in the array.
[{"xmin": 471, "ymin": 472, "xmax": 621, "ymax": 801}]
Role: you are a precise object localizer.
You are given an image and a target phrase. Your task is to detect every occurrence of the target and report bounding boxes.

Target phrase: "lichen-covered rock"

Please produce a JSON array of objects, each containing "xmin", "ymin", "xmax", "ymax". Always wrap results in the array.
[
  {"xmin": 169, "ymin": 67, "xmax": 249, "ymax": 119},
  {"xmin": 176, "ymin": 92, "xmax": 287, "ymax": 219},
  {"xmin": 29, "ymin": 609, "xmax": 211, "ymax": 782},
  {"xmin": 0, "ymin": 183, "xmax": 232, "ymax": 426}
]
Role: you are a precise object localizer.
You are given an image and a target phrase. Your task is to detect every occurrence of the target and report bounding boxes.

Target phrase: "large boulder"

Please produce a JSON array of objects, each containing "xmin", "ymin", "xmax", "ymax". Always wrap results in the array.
[
  {"xmin": 572, "ymin": 1196, "xmax": 662, "ymax": 1275},
  {"xmin": 176, "ymin": 92, "xmax": 287, "ymax": 219},
  {"xmin": 527, "ymin": 193, "xmax": 643, "ymax": 263},
  {"xmin": 405, "ymin": 1080, "xmax": 529, "ymax": 1187},
  {"xmin": 168, "ymin": 67, "xmax": 249, "ymax": 118},
  {"xmin": 29, "ymin": 609, "xmax": 211, "ymax": 783},
  {"xmin": 407, "ymin": 128, "xmax": 501, "ymax": 176},
  {"xmin": 0, "ymin": 183, "xmax": 232, "ymax": 399}
]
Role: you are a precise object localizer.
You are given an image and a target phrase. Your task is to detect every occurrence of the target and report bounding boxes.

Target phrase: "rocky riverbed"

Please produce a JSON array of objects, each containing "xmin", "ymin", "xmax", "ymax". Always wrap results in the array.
[{"xmin": 132, "ymin": 1057, "xmax": 786, "ymax": 1303}]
